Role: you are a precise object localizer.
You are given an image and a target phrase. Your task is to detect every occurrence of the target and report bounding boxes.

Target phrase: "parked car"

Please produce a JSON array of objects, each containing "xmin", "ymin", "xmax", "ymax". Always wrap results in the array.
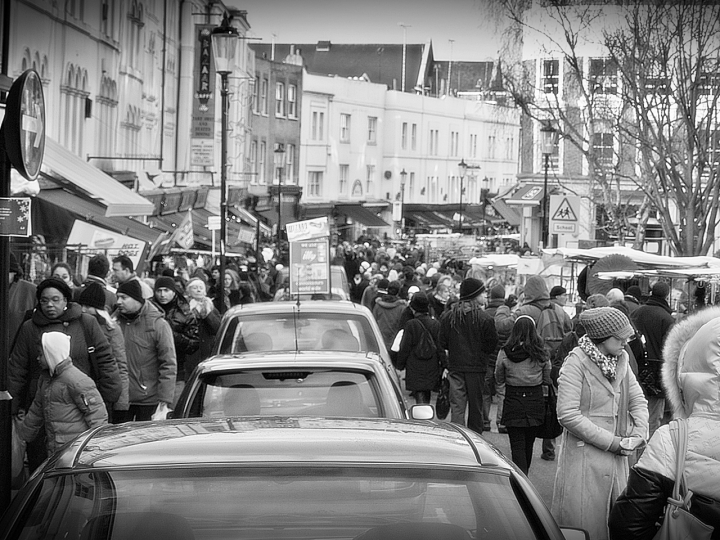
[
  {"xmin": 0, "ymin": 417, "xmax": 588, "ymax": 540},
  {"xmin": 171, "ymin": 351, "xmax": 432, "ymax": 420}
]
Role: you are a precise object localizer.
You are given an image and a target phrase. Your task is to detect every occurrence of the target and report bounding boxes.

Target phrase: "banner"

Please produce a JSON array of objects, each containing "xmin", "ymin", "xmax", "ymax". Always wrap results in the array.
[
  {"xmin": 191, "ymin": 25, "xmax": 215, "ymax": 167},
  {"xmin": 170, "ymin": 211, "xmax": 194, "ymax": 249},
  {"xmin": 66, "ymin": 221, "xmax": 146, "ymax": 269}
]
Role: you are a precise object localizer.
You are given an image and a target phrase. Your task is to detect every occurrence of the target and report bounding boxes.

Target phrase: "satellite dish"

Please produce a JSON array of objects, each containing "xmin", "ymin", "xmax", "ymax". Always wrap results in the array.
[{"xmin": 586, "ymin": 254, "xmax": 637, "ymax": 296}]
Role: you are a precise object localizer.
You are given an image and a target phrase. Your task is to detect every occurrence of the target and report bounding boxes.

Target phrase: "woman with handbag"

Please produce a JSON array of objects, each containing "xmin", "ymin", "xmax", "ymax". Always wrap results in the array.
[
  {"xmin": 551, "ymin": 307, "xmax": 648, "ymax": 540},
  {"xmin": 494, "ymin": 315, "xmax": 552, "ymax": 475},
  {"xmin": 608, "ymin": 306, "xmax": 720, "ymax": 540}
]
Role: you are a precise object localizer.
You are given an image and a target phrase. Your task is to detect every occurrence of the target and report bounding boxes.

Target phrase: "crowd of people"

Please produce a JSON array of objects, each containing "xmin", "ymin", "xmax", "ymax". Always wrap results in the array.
[{"xmin": 6, "ymin": 240, "xmax": 720, "ymax": 538}]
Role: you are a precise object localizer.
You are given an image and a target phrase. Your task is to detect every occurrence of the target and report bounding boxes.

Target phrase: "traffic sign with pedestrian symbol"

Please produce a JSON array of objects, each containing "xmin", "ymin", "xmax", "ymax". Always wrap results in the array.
[{"xmin": 549, "ymin": 195, "xmax": 581, "ymax": 234}]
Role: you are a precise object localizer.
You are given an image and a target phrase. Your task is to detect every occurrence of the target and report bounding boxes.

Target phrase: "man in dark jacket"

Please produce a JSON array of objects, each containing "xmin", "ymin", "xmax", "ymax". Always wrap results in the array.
[
  {"xmin": 483, "ymin": 284, "xmax": 508, "ymax": 432},
  {"xmin": 73, "ymin": 254, "xmax": 116, "ymax": 310},
  {"xmin": 372, "ymin": 281, "xmax": 407, "ymax": 351},
  {"xmin": 439, "ymin": 278, "xmax": 498, "ymax": 435},
  {"xmin": 631, "ymin": 281, "xmax": 675, "ymax": 438}
]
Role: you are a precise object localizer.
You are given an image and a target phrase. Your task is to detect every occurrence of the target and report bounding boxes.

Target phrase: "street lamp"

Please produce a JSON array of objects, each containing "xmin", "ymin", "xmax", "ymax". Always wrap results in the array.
[
  {"xmin": 211, "ymin": 16, "xmax": 239, "ymax": 314},
  {"xmin": 457, "ymin": 159, "xmax": 468, "ymax": 233},
  {"xmin": 274, "ymin": 143, "xmax": 286, "ymax": 247},
  {"xmin": 400, "ymin": 168, "xmax": 407, "ymax": 235},
  {"xmin": 540, "ymin": 122, "xmax": 557, "ymax": 249}
]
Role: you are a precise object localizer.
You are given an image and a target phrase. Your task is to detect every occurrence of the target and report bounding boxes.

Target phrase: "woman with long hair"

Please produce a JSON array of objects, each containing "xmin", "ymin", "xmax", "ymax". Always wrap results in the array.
[{"xmin": 495, "ymin": 315, "xmax": 551, "ymax": 474}]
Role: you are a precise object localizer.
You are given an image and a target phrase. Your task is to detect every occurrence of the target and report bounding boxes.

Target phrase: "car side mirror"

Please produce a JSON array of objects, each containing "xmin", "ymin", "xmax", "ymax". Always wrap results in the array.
[
  {"xmin": 409, "ymin": 404, "xmax": 434, "ymax": 421},
  {"xmin": 560, "ymin": 527, "xmax": 589, "ymax": 540}
]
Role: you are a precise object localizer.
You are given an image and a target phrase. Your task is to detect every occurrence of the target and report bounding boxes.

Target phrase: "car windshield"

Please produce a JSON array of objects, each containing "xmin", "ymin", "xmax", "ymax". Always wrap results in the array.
[
  {"xmin": 15, "ymin": 467, "xmax": 537, "ymax": 539},
  {"xmin": 187, "ymin": 369, "xmax": 382, "ymax": 418},
  {"xmin": 216, "ymin": 312, "xmax": 381, "ymax": 355}
]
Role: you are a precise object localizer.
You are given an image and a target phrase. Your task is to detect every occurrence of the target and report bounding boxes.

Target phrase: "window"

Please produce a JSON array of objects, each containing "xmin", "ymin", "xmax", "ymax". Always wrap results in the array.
[
  {"xmin": 125, "ymin": 1, "xmax": 143, "ymax": 67},
  {"xmin": 366, "ymin": 165, "xmax": 375, "ymax": 194},
  {"xmin": 592, "ymin": 132, "xmax": 614, "ymax": 169},
  {"xmin": 450, "ymin": 131, "xmax": 459, "ymax": 157},
  {"xmin": 101, "ymin": 0, "xmax": 114, "ymax": 38},
  {"xmin": 253, "ymin": 76, "xmax": 260, "ymax": 113},
  {"xmin": 401, "ymin": 122, "xmax": 408, "ymax": 150},
  {"xmin": 368, "ymin": 116, "xmax": 377, "ymax": 144},
  {"xmin": 699, "ymin": 72, "xmax": 720, "ymax": 96},
  {"xmin": 275, "ymin": 82, "xmax": 285, "ymax": 116},
  {"xmin": 250, "ymin": 140, "xmax": 258, "ymax": 184},
  {"xmin": 589, "ymin": 58, "xmax": 618, "ymax": 95},
  {"xmin": 411, "ymin": 124, "xmax": 417, "ymax": 150},
  {"xmin": 288, "ymin": 84, "xmax": 297, "ymax": 117},
  {"xmin": 542, "ymin": 59, "xmax": 559, "ymax": 95},
  {"xmin": 701, "ymin": 130, "xmax": 720, "ymax": 180},
  {"xmin": 429, "ymin": 129, "xmax": 439, "ymax": 156},
  {"xmin": 97, "ymin": 75, "xmax": 118, "ymax": 159},
  {"xmin": 61, "ymin": 64, "xmax": 89, "ymax": 155},
  {"xmin": 259, "ymin": 141, "xmax": 266, "ymax": 184},
  {"xmin": 261, "ymin": 78, "xmax": 268, "ymax": 115},
  {"xmin": 506, "ymin": 137, "xmax": 515, "ymax": 160},
  {"xmin": 469, "ymin": 134, "xmax": 478, "ymax": 159},
  {"xmin": 339, "ymin": 165, "xmax": 349, "ymax": 194},
  {"xmin": 286, "ymin": 144, "xmax": 295, "ymax": 184},
  {"xmin": 488, "ymin": 136, "xmax": 496, "ymax": 159},
  {"xmin": 409, "ymin": 172, "xmax": 415, "ymax": 201},
  {"xmin": 312, "ymin": 111, "xmax": 325, "ymax": 141},
  {"xmin": 308, "ymin": 171, "xmax": 322, "ymax": 197},
  {"xmin": 340, "ymin": 114, "xmax": 351, "ymax": 143}
]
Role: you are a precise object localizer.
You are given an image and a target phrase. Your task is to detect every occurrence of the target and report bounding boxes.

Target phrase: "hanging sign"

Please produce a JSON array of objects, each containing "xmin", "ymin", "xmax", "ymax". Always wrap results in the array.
[{"xmin": 0, "ymin": 198, "xmax": 31, "ymax": 236}]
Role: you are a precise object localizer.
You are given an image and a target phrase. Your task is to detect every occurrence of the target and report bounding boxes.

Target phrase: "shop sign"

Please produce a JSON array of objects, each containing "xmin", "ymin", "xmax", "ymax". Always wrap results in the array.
[
  {"xmin": 289, "ymin": 238, "xmax": 330, "ymax": 295},
  {"xmin": 0, "ymin": 198, "xmax": 30, "ymax": 236},
  {"xmin": 66, "ymin": 220, "xmax": 146, "ymax": 269}
]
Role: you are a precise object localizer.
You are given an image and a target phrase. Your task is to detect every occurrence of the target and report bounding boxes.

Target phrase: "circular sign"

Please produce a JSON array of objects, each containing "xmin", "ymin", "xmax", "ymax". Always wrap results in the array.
[{"xmin": 4, "ymin": 69, "xmax": 46, "ymax": 181}]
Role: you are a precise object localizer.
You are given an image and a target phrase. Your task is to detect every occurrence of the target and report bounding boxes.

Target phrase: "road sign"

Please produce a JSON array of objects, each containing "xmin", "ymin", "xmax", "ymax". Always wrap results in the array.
[
  {"xmin": 3, "ymin": 70, "xmax": 45, "ymax": 180},
  {"xmin": 549, "ymin": 195, "xmax": 581, "ymax": 235},
  {"xmin": 207, "ymin": 215, "xmax": 221, "ymax": 230}
]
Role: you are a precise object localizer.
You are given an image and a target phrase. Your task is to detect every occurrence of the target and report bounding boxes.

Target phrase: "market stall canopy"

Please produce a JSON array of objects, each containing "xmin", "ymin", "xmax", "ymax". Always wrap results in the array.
[
  {"xmin": 468, "ymin": 254, "xmax": 520, "ymax": 268},
  {"xmin": 42, "ymin": 137, "xmax": 155, "ymax": 217},
  {"xmin": 543, "ymin": 246, "xmax": 720, "ymax": 270}
]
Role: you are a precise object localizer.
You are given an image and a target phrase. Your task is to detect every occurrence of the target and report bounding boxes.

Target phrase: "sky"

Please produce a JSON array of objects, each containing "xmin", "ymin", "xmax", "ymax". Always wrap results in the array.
[{"xmin": 227, "ymin": 0, "xmax": 507, "ymax": 61}]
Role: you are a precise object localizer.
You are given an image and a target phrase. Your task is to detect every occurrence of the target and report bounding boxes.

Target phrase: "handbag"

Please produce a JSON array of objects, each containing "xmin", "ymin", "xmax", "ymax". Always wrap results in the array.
[
  {"xmin": 652, "ymin": 418, "xmax": 714, "ymax": 540},
  {"xmin": 435, "ymin": 373, "xmax": 450, "ymax": 420},
  {"xmin": 535, "ymin": 385, "xmax": 563, "ymax": 439}
]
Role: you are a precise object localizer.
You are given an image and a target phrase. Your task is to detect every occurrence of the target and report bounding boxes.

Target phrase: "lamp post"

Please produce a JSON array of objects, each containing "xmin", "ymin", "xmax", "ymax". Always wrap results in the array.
[
  {"xmin": 540, "ymin": 122, "xmax": 557, "ymax": 249},
  {"xmin": 400, "ymin": 168, "xmax": 407, "ymax": 236},
  {"xmin": 211, "ymin": 16, "xmax": 239, "ymax": 315},
  {"xmin": 274, "ymin": 143, "xmax": 286, "ymax": 247},
  {"xmin": 457, "ymin": 158, "xmax": 467, "ymax": 234}
]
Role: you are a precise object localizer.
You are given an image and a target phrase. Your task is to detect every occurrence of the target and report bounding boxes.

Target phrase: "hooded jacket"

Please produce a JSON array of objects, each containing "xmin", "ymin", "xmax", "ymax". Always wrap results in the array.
[
  {"xmin": 9, "ymin": 303, "xmax": 121, "ymax": 414},
  {"xmin": 372, "ymin": 294, "xmax": 407, "ymax": 349},
  {"xmin": 609, "ymin": 307, "xmax": 720, "ymax": 540}
]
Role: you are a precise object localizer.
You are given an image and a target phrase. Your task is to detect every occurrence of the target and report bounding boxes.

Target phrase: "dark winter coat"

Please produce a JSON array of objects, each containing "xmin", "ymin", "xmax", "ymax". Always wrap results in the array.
[
  {"xmin": 19, "ymin": 359, "xmax": 107, "ymax": 454},
  {"xmin": 630, "ymin": 296, "xmax": 675, "ymax": 398},
  {"xmin": 395, "ymin": 314, "xmax": 445, "ymax": 392},
  {"xmin": 495, "ymin": 346, "xmax": 551, "ymax": 427},
  {"xmin": 185, "ymin": 303, "xmax": 222, "ymax": 379},
  {"xmin": 372, "ymin": 295, "xmax": 407, "ymax": 350},
  {"xmin": 9, "ymin": 303, "xmax": 121, "ymax": 414},
  {"xmin": 438, "ymin": 301, "xmax": 498, "ymax": 373},
  {"xmin": 153, "ymin": 297, "xmax": 199, "ymax": 380}
]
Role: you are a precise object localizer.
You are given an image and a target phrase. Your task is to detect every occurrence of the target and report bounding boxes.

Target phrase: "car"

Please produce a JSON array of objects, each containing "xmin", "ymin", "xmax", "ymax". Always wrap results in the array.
[
  {"xmin": 171, "ymin": 351, "xmax": 432, "ymax": 420},
  {"xmin": 0, "ymin": 417, "xmax": 588, "ymax": 540}
]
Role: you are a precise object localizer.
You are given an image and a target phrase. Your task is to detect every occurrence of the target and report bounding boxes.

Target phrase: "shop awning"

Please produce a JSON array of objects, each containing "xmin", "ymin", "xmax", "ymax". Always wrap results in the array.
[
  {"xmin": 335, "ymin": 204, "xmax": 390, "ymax": 228},
  {"xmin": 42, "ymin": 137, "xmax": 155, "ymax": 217},
  {"xmin": 230, "ymin": 207, "xmax": 272, "ymax": 235},
  {"xmin": 37, "ymin": 188, "xmax": 161, "ymax": 244},
  {"xmin": 489, "ymin": 199, "xmax": 522, "ymax": 226},
  {"xmin": 504, "ymin": 183, "xmax": 545, "ymax": 206}
]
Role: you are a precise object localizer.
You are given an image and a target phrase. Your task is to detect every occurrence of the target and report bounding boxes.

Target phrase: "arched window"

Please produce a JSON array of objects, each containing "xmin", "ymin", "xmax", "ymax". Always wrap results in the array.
[{"xmin": 60, "ymin": 63, "xmax": 89, "ymax": 154}]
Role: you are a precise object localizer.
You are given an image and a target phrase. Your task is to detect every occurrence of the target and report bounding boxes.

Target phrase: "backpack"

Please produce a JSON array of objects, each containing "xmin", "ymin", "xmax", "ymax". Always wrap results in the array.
[
  {"xmin": 414, "ymin": 322, "xmax": 437, "ymax": 361},
  {"xmin": 536, "ymin": 304, "xmax": 566, "ymax": 359}
]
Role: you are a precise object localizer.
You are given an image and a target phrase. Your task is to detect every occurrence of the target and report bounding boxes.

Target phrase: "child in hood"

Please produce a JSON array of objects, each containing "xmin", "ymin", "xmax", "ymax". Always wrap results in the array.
[{"xmin": 18, "ymin": 332, "xmax": 108, "ymax": 454}]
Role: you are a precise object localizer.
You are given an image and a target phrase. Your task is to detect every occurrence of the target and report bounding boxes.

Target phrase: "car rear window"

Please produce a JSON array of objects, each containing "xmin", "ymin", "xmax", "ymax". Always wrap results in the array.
[
  {"xmin": 12, "ymin": 467, "xmax": 538, "ymax": 540},
  {"xmin": 217, "ymin": 312, "xmax": 381, "ymax": 355},
  {"xmin": 187, "ymin": 369, "xmax": 382, "ymax": 418}
]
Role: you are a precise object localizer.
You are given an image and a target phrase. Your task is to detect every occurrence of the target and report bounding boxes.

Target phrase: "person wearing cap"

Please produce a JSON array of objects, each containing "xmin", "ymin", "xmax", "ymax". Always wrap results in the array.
[
  {"xmin": 78, "ymin": 282, "xmax": 129, "ymax": 423},
  {"xmin": 73, "ymin": 254, "xmax": 117, "ymax": 311},
  {"xmin": 608, "ymin": 306, "xmax": 720, "ymax": 540},
  {"xmin": 114, "ymin": 279, "xmax": 177, "ymax": 422},
  {"xmin": 8, "ymin": 252, "xmax": 37, "ymax": 345},
  {"xmin": 438, "ymin": 278, "xmax": 498, "ymax": 435},
  {"xmin": 372, "ymin": 281, "xmax": 408, "ymax": 351},
  {"xmin": 9, "ymin": 277, "xmax": 120, "ymax": 469},
  {"xmin": 550, "ymin": 307, "xmax": 648, "ymax": 540},
  {"xmin": 549, "ymin": 285, "xmax": 568, "ymax": 307},
  {"xmin": 17, "ymin": 332, "xmax": 108, "ymax": 455},
  {"xmin": 395, "ymin": 293, "xmax": 445, "ymax": 406},
  {"xmin": 630, "ymin": 281, "xmax": 675, "ymax": 438},
  {"xmin": 623, "ymin": 285, "xmax": 643, "ymax": 315}
]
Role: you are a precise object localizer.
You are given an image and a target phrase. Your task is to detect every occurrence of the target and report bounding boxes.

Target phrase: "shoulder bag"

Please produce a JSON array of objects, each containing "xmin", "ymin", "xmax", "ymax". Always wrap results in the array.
[
  {"xmin": 652, "ymin": 418, "xmax": 714, "ymax": 540},
  {"xmin": 535, "ymin": 384, "xmax": 563, "ymax": 439}
]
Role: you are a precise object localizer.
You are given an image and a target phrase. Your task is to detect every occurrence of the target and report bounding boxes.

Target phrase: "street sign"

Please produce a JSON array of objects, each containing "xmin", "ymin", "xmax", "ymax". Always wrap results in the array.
[
  {"xmin": 207, "ymin": 215, "xmax": 221, "ymax": 230},
  {"xmin": 0, "ymin": 198, "xmax": 30, "ymax": 236},
  {"xmin": 549, "ymin": 195, "xmax": 581, "ymax": 235},
  {"xmin": 3, "ymin": 70, "xmax": 45, "ymax": 180}
]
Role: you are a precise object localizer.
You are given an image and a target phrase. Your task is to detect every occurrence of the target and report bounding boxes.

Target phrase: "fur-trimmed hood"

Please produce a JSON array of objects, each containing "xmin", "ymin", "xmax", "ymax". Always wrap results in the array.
[{"xmin": 662, "ymin": 306, "xmax": 720, "ymax": 419}]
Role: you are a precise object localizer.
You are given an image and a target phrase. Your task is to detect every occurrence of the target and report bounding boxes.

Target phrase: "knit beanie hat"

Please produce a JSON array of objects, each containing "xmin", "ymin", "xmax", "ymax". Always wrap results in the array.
[
  {"xmin": 117, "ymin": 280, "xmax": 145, "ymax": 304},
  {"xmin": 154, "ymin": 276, "xmax": 177, "ymax": 292},
  {"xmin": 36, "ymin": 277, "xmax": 73, "ymax": 303},
  {"xmin": 78, "ymin": 282, "xmax": 106, "ymax": 310},
  {"xmin": 652, "ymin": 281, "xmax": 670, "ymax": 299},
  {"xmin": 410, "ymin": 292, "xmax": 430, "ymax": 313},
  {"xmin": 387, "ymin": 280, "xmax": 402, "ymax": 296},
  {"xmin": 549, "ymin": 285, "xmax": 567, "ymax": 298},
  {"xmin": 490, "ymin": 284, "xmax": 506, "ymax": 300},
  {"xmin": 377, "ymin": 278, "xmax": 390, "ymax": 292},
  {"xmin": 625, "ymin": 286, "xmax": 643, "ymax": 302},
  {"xmin": 580, "ymin": 307, "xmax": 634, "ymax": 341},
  {"xmin": 459, "ymin": 278, "xmax": 486, "ymax": 301}
]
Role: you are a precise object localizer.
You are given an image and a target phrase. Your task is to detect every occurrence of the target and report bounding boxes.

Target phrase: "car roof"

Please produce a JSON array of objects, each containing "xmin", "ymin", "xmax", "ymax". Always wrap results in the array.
[
  {"xmin": 223, "ymin": 300, "xmax": 370, "ymax": 317},
  {"xmin": 55, "ymin": 418, "xmax": 510, "ymax": 471},
  {"xmin": 196, "ymin": 351, "xmax": 386, "ymax": 373}
]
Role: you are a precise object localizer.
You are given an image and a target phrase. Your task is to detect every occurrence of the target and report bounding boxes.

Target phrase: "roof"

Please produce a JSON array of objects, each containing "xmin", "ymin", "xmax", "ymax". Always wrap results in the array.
[
  {"xmin": 56, "ymin": 417, "xmax": 509, "ymax": 470},
  {"xmin": 223, "ymin": 299, "xmax": 371, "ymax": 318},
  {"xmin": 252, "ymin": 42, "xmax": 428, "ymax": 90},
  {"xmin": 197, "ymin": 351, "xmax": 386, "ymax": 372}
]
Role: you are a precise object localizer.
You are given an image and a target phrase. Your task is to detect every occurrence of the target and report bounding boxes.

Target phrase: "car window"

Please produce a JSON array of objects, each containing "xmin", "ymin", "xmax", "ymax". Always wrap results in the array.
[
  {"xmin": 218, "ymin": 313, "xmax": 379, "ymax": 355},
  {"xmin": 187, "ymin": 369, "xmax": 381, "ymax": 418},
  {"xmin": 13, "ymin": 468, "xmax": 537, "ymax": 540}
]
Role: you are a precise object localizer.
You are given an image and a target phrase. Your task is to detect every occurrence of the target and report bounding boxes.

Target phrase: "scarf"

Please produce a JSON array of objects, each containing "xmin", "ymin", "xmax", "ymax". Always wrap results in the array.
[{"xmin": 578, "ymin": 334, "xmax": 618, "ymax": 381}]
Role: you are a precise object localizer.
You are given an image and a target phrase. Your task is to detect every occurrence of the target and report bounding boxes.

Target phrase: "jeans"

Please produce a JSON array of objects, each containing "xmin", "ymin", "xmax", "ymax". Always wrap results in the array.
[
  {"xmin": 482, "ymin": 370, "xmax": 505, "ymax": 429},
  {"xmin": 507, "ymin": 425, "xmax": 539, "ymax": 475},
  {"xmin": 412, "ymin": 390, "xmax": 431, "ymax": 404},
  {"xmin": 448, "ymin": 371, "xmax": 485, "ymax": 435},
  {"xmin": 114, "ymin": 404, "xmax": 157, "ymax": 423},
  {"xmin": 647, "ymin": 396, "xmax": 666, "ymax": 439}
]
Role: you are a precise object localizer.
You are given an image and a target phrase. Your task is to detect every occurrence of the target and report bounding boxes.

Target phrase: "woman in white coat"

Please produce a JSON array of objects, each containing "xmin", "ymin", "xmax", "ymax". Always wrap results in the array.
[{"xmin": 551, "ymin": 307, "xmax": 648, "ymax": 540}]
